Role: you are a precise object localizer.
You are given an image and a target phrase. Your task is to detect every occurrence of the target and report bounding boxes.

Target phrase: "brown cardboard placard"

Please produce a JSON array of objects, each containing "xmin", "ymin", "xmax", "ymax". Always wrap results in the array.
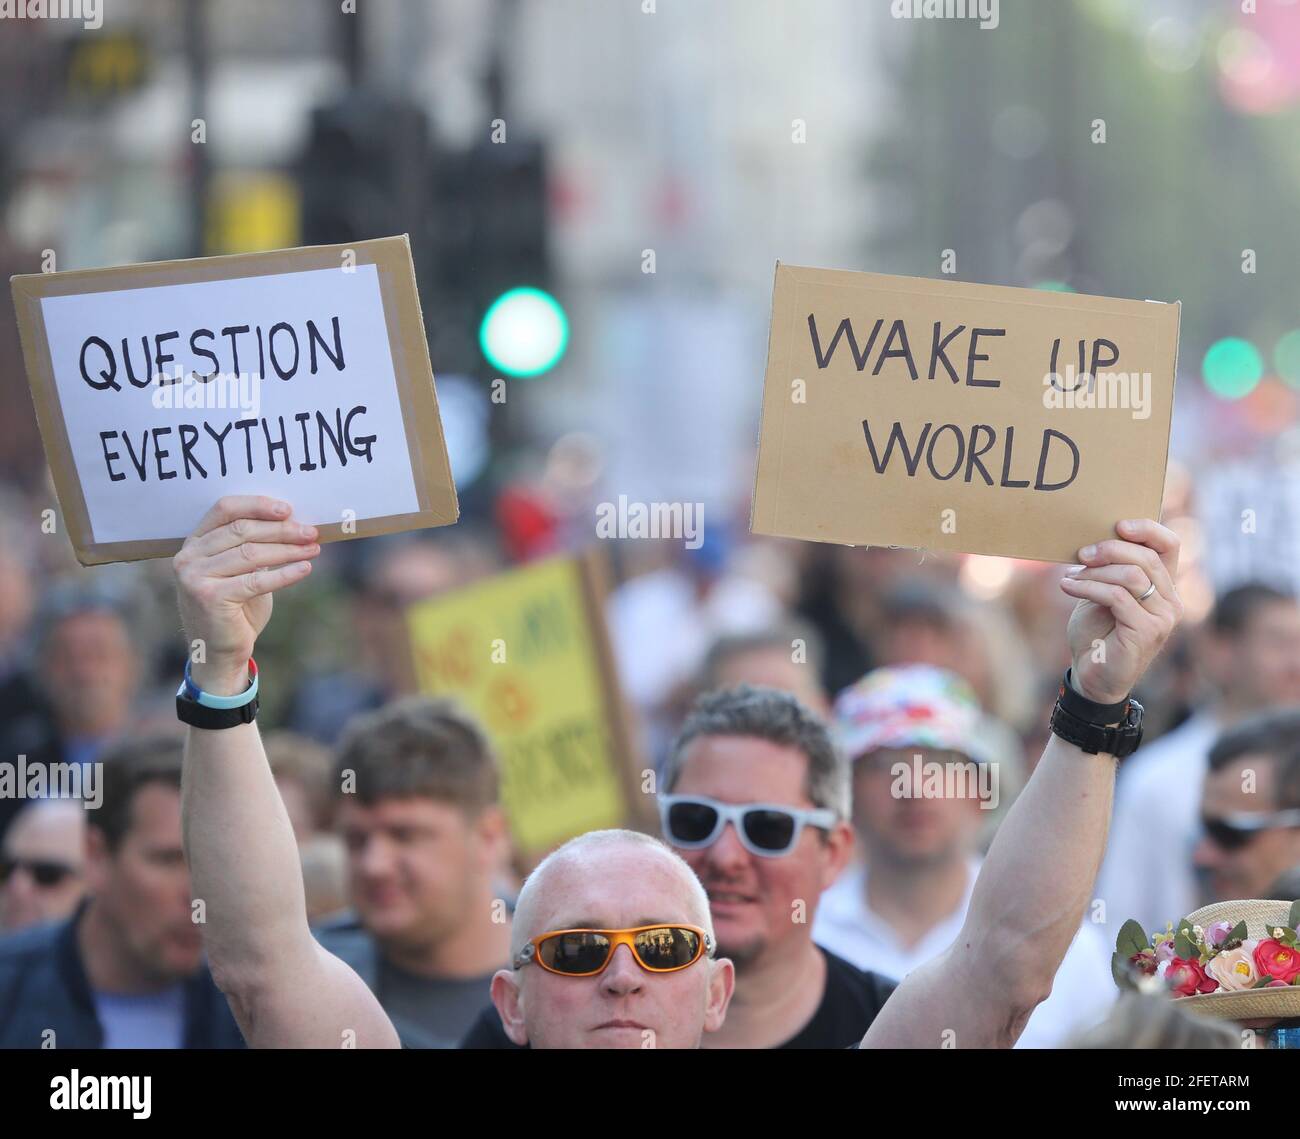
[
  {"xmin": 750, "ymin": 264, "xmax": 1181, "ymax": 563},
  {"xmin": 11, "ymin": 235, "xmax": 458, "ymax": 566}
]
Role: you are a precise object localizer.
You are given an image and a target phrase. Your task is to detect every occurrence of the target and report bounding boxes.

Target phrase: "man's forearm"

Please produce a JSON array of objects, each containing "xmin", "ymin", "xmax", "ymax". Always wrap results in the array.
[
  {"xmin": 172, "ymin": 499, "xmax": 400, "ymax": 1047},
  {"xmin": 960, "ymin": 733, "xmax": 1114, "ymax": 1004},
  {"xmin": 863, "ymin": 734, "xmax": 1115, "ymax": 1048},
  {"xmin": 181, "ymin": 717, "xmax": 313, "ymax": 993}
]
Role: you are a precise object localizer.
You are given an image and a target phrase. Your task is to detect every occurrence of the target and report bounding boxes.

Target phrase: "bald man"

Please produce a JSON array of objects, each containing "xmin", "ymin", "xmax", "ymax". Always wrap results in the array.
[
  {"xmin": 489, "ymin": 829, "xmax": 732, "ymax": 1048},
  {"xmin": 174, "ymin": 497, "xmax": 1182, "ymax": 1048}
]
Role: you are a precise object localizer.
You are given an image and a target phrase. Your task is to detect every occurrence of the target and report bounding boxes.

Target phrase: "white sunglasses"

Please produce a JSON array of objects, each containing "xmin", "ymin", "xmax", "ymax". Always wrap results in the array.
[{"xmin": 658, "ymin": 793, "xmax": 838, "ymax": 857}]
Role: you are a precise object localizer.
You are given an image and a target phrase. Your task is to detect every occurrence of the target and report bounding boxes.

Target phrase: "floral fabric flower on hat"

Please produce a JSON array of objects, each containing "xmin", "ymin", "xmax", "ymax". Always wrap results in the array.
[{"xmin": 1114, "ymin": 900, "xmax": 1300, "ymax": 1000}]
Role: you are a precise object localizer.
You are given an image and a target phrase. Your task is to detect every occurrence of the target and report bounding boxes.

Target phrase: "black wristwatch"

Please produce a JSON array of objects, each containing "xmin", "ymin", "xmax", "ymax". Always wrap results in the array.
[
  {"xmin": 1049, "ymin": 668, "xmax": 1144, "ymax": 757},
  {"xmin": 175, "ymin": 692, "xmax": 260, "ymax": 729}
]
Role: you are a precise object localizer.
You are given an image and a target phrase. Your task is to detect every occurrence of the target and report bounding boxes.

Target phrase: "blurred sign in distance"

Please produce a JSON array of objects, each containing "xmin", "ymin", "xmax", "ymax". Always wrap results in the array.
[
  {"xmin": 479, "ymin": 286, "xmax": 568, "ymax": 377},
  {"xmin": 750, "ymin": 263, "xmax": 1181, "ymax": 564},
  {"xmin": 11, "ymin": 236, "xmax": 458, "ymax": 565},
  {"xmin": 64, "ymin": 33, "xmax": 149, "ymax": 99},
  {"xmin": 406, "ymin": 551, "xmax": 649, "ymax": 858},
  {"xmin": 205, "ymin": 173, "xmax": 301, "ymax": 256},
  {"xmin": 1198, "ymin": 458, "xmax": 1300, "ymax": 597}
]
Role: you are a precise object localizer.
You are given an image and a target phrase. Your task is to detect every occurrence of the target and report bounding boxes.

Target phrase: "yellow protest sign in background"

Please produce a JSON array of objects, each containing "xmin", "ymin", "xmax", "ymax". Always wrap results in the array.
[{"xmin": 406, "ymin": 552, "xmax": 645, "ymax": 856}]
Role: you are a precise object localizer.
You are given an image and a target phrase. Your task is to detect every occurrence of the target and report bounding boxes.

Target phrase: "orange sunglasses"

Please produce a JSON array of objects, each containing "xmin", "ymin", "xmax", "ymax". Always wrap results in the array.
[{"xmin": 513, "ymin": 923, "xmax": 714, "ymax": 977}]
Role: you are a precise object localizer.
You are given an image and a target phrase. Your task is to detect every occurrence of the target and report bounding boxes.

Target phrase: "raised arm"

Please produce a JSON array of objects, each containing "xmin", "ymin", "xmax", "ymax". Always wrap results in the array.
[
  {"xmin": 863, "ymin": 518, "xmax": 1183, "ymax": 1048},
  {"xmin": 175, "ymin": 496, "xmax": 399, "ymax": 1048}
]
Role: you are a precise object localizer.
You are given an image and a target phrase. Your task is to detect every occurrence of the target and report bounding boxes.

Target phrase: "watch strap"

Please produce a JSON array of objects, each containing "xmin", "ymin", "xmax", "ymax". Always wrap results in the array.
[
  {"xmin": 1058, "ymin": 667, "xmax": 1130, "ymax": 724},
  {"xmin": 1050, "ymin": 695, "xmax": 1144, "ymax": 757},
  {"xmin": 176, "ymin": 691, "xmax": 260, "ymax": 729}
]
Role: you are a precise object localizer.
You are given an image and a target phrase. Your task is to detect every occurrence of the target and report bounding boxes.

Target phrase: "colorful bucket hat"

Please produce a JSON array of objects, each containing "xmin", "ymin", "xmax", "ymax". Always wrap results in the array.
[{"xmin": 830, "ymin": 664, "xmax": 998, "ymax": 766}]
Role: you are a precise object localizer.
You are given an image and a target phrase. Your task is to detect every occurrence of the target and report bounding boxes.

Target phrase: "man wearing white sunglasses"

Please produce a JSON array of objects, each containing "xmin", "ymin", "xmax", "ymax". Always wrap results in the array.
[
  {"xmin": 172, "ymin": 497, "xmax": 1182, "ymax": 1049},
  {"xmin": 658, "ymin": 693, "xmax": 889, "ymax": 1047}
]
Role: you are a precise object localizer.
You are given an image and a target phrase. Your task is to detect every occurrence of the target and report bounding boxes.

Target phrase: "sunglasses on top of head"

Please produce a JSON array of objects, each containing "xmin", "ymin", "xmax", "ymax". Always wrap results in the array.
[
  {"xmin": 1200, "ymin": 809, "xmax": 1300, "ymax": 851},
  {"xmin": 658, "ymin": 793, "xmax": 838, "ymax": 858}
]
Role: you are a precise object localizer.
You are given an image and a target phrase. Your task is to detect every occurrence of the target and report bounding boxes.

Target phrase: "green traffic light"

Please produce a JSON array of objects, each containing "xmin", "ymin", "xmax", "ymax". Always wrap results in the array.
[
  {"xmin": 1202, "ymin": 337, "xmax": 1262, "ymax": 399},
  {"xmin": 479, "ymin": 287, "xmax": 569, "ymax": 378}
]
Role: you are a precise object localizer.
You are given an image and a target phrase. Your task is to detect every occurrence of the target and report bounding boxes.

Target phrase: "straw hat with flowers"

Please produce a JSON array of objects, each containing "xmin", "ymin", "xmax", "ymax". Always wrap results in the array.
[{"xmin": 1113, "ymin": 898, "xmax": 1300, "ymax": 1021}]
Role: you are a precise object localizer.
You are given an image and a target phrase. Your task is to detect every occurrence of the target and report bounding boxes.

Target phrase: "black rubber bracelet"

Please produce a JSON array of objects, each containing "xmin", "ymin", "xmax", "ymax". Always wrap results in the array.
[
  {"xmin": 176, "ymin": 692, "xmax": 260, "ymax": 730},
  {"xmin": 1059, "ymin": 668, "xmax": 1130, "ymax": 725},
  {"xmin": 1050, "ymin": 703, "xmax": 1118, "ymax": 755},
  {"xmin": 1049, "ymin": 697, "xmax": 1144, "ymax": 758}
]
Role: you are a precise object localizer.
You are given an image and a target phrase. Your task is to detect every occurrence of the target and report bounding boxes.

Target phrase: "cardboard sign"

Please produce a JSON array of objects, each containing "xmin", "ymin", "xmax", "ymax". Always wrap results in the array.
[
  {"xmin": 405, "ymin": 551, "xmax": 649, "ymax": 857},
  {"xmin": 11, "ymin": 236, "xmax": 458, "ymax": 565},
  {"xmin": 751, "ymin": 264, "xmax": 1181, "ymax": 563}
]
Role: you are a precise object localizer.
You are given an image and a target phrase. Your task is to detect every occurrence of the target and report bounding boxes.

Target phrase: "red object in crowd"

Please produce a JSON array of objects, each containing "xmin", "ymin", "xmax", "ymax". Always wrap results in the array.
[{"xmin": 496, "ymin": 484, "xmax": 560, "ymax": 563}]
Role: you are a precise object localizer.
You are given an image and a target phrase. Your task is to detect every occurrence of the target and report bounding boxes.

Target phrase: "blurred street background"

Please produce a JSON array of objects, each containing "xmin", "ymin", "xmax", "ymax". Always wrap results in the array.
[{"xmin": 4, "ymin": 0, "xmax": 1300, "ymax": 1051}]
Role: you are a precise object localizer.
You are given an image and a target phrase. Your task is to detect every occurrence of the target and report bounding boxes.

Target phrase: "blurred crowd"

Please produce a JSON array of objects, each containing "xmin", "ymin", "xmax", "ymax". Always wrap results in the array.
[{"xmin": 2, "ymin": 462, "xmax": 1300, "ymax": 1050}]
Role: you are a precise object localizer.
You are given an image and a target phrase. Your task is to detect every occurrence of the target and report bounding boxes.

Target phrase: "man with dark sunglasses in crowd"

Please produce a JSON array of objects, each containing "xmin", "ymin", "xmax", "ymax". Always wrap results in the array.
[
  {"xmin": 1193, "ymin": 709, "xmax": 1300, "ymax": 906},
  {"xmin": 0, "ymin": 734, "xmax": 243, "ymax": 1048},
  {"xmin": 1098, "ymin": 582, "xmax": 1300, "ymax": 933},
  {"xmin": 171, "ymin": 496, "xmax": 1181, "ymax": 1048},
  {"xmin": 0, "ymin": 800, "xmax": 85, "ymax": 933}
]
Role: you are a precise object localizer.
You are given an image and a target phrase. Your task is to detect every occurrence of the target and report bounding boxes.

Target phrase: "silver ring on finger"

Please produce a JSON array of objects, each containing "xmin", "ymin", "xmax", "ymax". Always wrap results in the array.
[{"xmin": 1136, "ymin": 582, "xmax": 1157, "ymax": 603}]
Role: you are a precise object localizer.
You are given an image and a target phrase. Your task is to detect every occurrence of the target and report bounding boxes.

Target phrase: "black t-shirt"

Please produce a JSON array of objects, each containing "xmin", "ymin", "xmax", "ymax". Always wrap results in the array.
[
  {"xmin": 778, "ymin": 947, "xmax": 895, "ymax": 1049},
  {"xmin": 457, "ymin": 947, "xmax": 895, "ymax": 1049}
]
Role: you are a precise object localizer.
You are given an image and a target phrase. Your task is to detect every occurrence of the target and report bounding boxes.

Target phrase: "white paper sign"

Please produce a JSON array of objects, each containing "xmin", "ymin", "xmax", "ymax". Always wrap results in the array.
[{"xmin": 38, "ymin": 262, "xmax": 419, "ymax": 544}]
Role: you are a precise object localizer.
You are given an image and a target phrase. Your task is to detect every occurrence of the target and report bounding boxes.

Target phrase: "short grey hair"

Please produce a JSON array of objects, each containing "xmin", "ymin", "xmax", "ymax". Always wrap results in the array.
[{"xmin": 663, "ymin": 684, "xmax": 849, "ymax": 821}]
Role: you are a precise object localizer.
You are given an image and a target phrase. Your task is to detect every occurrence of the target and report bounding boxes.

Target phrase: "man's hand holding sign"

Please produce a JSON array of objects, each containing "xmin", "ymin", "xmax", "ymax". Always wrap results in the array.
[
  {"xmin": 1063, "ymin": 518, "xmax": 1185, "ymax": 704},
  {"xmin": 174, "ymin": 496, "xmax": 321, "ymax": 696}
]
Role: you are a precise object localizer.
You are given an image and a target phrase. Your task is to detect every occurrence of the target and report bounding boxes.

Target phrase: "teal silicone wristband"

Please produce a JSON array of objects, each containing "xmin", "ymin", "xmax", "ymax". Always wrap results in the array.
[{"xmin": 180, "ymin": 658, "xmax": 259, "ymax": 709}]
